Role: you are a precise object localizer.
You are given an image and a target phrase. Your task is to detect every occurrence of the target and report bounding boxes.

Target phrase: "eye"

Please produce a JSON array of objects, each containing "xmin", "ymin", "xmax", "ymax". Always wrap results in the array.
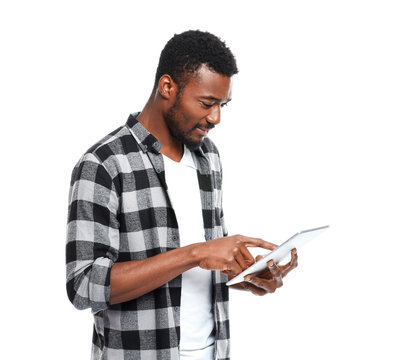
[
  {"xmin": 220, "ymin": 102, "xmax": 228, "ymax": 108},
  {"xmin": 201, "ymin": 101, "xmax": 215, "ymax": 108}
]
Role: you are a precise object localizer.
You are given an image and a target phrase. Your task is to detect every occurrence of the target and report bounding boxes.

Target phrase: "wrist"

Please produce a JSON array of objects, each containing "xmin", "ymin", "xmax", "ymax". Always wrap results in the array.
[{"xmin": 187, "ymin": 242, "xmax": 206, "ymax": 266}]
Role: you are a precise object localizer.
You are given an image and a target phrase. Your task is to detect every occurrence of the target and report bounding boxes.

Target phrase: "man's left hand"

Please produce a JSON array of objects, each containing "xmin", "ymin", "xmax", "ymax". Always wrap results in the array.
[{"xmin": 229, "ymin": 248, "xmax": 298, "ymax": 296}]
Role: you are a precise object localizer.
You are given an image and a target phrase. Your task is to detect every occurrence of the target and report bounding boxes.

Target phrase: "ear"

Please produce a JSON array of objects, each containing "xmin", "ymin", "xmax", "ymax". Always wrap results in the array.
[{"xmin": 158, "ymin": 74, "xmax": 178, "ymax": 101}]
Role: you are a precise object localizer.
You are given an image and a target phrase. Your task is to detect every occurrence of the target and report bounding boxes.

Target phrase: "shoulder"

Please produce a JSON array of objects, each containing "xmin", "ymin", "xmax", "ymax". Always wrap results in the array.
[
  {"xmin": 84, "ymin": 124, "xmax": 138, "ymax": 164},
  {"xmin": 72, "ymin": 123, "xmax": 139, "ymax": 182}
]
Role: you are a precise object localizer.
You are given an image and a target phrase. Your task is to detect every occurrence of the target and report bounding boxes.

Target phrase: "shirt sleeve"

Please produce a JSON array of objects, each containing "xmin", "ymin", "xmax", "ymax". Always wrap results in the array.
[{"xmin": 66, "ymin": 153, "xmax": 119, "ymax": 313}]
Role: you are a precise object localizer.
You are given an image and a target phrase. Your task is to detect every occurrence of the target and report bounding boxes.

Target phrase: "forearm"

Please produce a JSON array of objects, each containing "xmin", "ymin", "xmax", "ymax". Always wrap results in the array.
[
  {"xmin": 109, "ymin": 234, "xmax": 271, "ymax": 304},
  {"xmin": 110, "ymin": 243, "xmax": 201, "ymax": 304}
]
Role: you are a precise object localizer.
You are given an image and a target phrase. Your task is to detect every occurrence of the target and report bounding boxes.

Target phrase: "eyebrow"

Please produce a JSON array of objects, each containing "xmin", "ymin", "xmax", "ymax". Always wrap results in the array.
[{"xmin": 200, "ymin": 96, "xmax": 232, "ymax": 103}]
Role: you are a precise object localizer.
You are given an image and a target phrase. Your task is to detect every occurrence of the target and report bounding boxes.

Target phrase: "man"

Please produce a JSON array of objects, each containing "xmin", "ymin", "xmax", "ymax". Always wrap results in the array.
[{"xmin": 66, "ymin": 30, "xmax": 297, "ymax": 360}]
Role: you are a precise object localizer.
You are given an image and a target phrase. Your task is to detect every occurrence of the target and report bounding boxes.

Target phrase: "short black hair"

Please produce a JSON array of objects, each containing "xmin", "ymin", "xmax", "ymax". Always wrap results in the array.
[{"xmin": 154, "ymin": 30, "xmax": 238, "ymax": 90}]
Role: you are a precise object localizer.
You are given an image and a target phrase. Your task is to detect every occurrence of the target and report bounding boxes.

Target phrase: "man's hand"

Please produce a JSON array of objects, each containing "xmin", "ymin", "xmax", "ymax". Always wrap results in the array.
[
  {"xmin": 109, "ymin": 234, "xmax": 277, "ymax": 305},
  {"xmin": 230, "ymin": 248, "xmax": 298, "ymax": 296},
  {"xmin": 197, "ymin": 235, "xmax": 277, "ymax": 275}
]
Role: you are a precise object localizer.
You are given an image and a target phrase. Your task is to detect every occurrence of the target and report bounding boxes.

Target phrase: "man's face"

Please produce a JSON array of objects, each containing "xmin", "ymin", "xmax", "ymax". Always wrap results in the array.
[{"xmin": 164, "ymin": 65, "xmax": 232, "ymax": 150}]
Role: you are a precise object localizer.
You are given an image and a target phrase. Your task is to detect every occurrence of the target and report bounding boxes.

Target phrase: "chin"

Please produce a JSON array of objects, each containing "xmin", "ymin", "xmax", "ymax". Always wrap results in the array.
[{"xmin": 183, "ymin": 137, "xmax": 204, "ymax": 151}]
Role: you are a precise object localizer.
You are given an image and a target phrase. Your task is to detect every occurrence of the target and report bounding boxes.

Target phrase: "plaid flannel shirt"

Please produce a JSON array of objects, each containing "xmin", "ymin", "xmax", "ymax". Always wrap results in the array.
[{"xmin": 66, "ymin": 114, "xmax": 230, "ymax": 360}]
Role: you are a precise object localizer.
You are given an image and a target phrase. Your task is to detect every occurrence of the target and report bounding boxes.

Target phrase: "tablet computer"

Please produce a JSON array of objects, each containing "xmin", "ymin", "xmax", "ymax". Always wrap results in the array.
[{"xmin": 226, "ymin": 225, "xmax": 329, "ymax": 286}]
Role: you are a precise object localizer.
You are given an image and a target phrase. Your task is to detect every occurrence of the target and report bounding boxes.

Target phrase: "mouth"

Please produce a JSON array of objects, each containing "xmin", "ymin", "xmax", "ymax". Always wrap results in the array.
[
  {"xmin": 196, "ymin": 127, "xmax": 209, "ymax": 136},
  {"xmin": 195, "ymin": 123, "xmax": 215, "ymax": 136}
]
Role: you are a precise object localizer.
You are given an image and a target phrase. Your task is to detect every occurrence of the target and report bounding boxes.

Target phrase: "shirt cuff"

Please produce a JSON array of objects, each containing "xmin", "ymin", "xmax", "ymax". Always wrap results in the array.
[{"xmin": 88, "ymin": 257, "xmax": 114, "ymax": 314}]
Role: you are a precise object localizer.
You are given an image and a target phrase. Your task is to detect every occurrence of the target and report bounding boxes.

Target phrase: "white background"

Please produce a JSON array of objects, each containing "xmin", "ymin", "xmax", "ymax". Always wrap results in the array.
[{"xmin": 1, "ymin": 1, "xmax": 394, "ymax": 359}]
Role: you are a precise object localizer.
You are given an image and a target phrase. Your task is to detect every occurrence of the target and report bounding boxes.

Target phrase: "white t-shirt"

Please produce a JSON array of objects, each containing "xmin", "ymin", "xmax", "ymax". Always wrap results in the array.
[{"xmin": 163, "ymin": 146, "xmax": 215, "ymax": 359}]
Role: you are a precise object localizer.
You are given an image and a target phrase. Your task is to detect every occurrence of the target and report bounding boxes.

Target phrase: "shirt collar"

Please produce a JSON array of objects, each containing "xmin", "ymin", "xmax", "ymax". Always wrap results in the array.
[
  {"xmin": 126, "ymin": 113, "xmax": 162, "ymax": 154},
  {"xmin": 126, "ymin": 112, "xmax": 205, "ymax": 157}
]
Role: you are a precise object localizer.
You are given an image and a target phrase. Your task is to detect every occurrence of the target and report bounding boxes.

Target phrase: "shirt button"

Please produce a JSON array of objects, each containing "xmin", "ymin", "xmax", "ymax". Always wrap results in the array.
[{"xmin": 174, "ymin": 306, "xmax": 179, "ymax": 312}]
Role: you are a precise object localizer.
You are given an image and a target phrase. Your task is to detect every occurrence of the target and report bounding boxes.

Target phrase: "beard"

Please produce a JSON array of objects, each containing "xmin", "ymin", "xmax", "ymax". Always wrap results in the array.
[{"xmin": 163, "ymin": 101, "xmax": 203, "ymax": 151}]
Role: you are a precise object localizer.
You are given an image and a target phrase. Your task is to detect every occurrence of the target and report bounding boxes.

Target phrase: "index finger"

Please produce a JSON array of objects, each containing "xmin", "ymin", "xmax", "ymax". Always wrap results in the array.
[
  {"xmin": 241, "ymin": 237, "xmax": 278, "ymax": 251},
  {"xmin": 239, "ymin": 244, "xmax": 255, "ymax": 266}
]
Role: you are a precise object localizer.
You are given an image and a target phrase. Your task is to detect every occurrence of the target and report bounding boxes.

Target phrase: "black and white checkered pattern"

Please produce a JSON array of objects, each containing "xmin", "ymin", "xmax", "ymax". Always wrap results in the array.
[{"xmin": 66, "ymin": 114, "xmax": 230, "ymax": 360}]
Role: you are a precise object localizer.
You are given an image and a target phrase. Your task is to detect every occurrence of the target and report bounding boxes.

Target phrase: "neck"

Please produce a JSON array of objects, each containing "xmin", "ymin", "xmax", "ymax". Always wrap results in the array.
[{"xmin": 137, "ymin": 92, "xmax": 184, "ymax": 162}]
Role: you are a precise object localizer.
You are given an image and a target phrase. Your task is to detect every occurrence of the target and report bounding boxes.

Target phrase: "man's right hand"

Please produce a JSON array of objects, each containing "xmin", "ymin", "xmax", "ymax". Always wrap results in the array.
[
  {"xmin": 109, "ymin": 234, "xmax": 276, "ymax": 305},
  {"xmin": 195, "ymin": 235, "xmax": 277, "ymax": 276}
]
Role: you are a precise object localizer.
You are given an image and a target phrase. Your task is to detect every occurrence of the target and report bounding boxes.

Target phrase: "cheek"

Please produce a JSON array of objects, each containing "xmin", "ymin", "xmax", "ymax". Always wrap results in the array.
[{"xmin": 180, "ymin": 100, "xmax": 206, "ymax": 126}]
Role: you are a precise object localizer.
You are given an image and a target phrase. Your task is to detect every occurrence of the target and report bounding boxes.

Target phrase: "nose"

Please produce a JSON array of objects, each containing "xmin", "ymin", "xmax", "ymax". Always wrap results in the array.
[{"xmin": 206, "ymin": 104, "xmax": 221, "ymax": 125}]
